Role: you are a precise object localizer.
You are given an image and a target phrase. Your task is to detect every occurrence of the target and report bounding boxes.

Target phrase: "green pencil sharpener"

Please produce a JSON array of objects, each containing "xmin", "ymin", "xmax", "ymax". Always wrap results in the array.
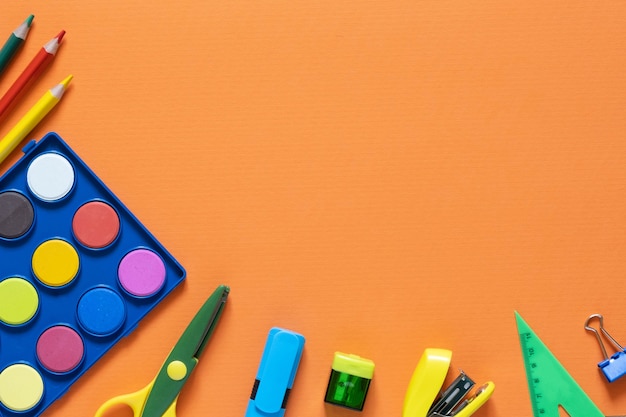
[{"xmin": 324, "ymin": 352, "xmax": 375, "ymax": 411}]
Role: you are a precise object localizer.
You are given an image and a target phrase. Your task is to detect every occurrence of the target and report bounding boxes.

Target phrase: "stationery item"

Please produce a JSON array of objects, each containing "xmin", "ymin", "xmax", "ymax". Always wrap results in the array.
[
  {"xmin": 402, "ymin": 348, "xmax": 494, "ymax": 417},
  {"xmin": 404, "ymin": 348, "xmax": 452, "ymax": 417},
  {"xmin": 0, "ymin": 132, "xmax": 186, "ymax": 416},
  {"xmin": 0, "ymin": 75, "xmax": 71, "ymax": 165},
  {"xmin": 429, "ymin": 372, "xmax": 475, "ymax": 416},
  {"xmin": 584, "ymin": 314, "xmax": 626, "ymax": 383},
  {"xmin": 0, "ymin": 30, "xmax": 65, "ymax": 120},
  {"xmin": 324, "ymin": 352, "xmax": 374, "ymax": 411},
  {"xmin": 246, "ymin": 328, "xmax": 305, "ymax": 417},
  {"xmin": 0, "ymin": 15, "xmax": 34, "ymax": 77},
  {"xmin": 515, "ymin": 311, "xmax": 605, "ymax": 417},
  {"xmin": 95, "ymin": 285, "xmax": 229, "ymax": 417}
]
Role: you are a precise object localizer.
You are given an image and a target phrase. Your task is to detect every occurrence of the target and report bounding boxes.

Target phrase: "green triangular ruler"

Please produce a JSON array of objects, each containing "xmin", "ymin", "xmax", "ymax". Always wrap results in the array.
[{"xmin": 515, "ymin": 311, "xmax": 604, "ymax": 417}]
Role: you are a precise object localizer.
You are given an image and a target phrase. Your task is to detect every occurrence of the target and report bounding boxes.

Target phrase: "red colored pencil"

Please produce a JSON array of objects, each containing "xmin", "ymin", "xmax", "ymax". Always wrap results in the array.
[{"xmin": 0, "ymin": 30, "xmax": 65, "ymax": 121}]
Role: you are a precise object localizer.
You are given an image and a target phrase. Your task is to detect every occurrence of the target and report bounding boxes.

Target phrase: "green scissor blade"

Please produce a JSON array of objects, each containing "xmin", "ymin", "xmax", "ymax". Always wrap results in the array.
[{"xmin": 141, "ymin": 284, "xmax": 230, "ymax": 417}]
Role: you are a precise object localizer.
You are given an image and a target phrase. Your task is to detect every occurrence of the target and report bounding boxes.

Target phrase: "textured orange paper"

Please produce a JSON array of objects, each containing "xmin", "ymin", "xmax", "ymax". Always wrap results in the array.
[{"xmin": 2, "ymin": 1, "xmax": 626, "ymax": 416}]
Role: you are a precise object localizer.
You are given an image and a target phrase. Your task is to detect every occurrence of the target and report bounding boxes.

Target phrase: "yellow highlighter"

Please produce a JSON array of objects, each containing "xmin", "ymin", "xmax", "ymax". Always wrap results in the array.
[
  {"xmin": 0, "ymin": 74, "xmax": 72, "ymax": 165},
  {"xmin": 403, "ymin": 348, "xmax": 495, "ymax": 417}
]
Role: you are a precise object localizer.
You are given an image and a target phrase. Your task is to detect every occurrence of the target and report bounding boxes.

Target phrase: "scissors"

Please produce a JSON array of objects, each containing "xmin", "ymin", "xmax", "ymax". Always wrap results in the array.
[{"xmin": 95, "ymin": 284, "xmax": 230, "ymax": 417}]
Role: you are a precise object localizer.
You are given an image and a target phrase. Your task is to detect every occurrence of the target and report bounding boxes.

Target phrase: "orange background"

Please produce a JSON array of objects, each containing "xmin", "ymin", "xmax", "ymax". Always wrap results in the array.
[{"xmin": 2, "ymin": 1, "xmax": 626, "ymax": 416}]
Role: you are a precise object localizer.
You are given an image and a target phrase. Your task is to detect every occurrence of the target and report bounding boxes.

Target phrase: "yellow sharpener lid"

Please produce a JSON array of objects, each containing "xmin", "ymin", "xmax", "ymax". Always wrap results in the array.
[{"xmin": 332, "ymin": 352, "xmax": 375, "ymax": 379}]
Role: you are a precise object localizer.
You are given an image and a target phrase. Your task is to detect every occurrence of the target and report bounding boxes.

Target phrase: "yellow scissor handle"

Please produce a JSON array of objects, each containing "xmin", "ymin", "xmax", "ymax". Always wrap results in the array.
[
  {"xmin": 403, "ymin": 348, "xmax": 452, "ymax": 417},
  {"xmin": 94, "ymin": 377, "xmax": 178, "ymax": 417}
]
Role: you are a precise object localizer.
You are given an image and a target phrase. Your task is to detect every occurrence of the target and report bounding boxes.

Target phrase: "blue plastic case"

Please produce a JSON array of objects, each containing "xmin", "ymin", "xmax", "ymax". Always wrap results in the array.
[{"xmin": 0, "ymin": 132, "xmax": 186, "ymax": 416}]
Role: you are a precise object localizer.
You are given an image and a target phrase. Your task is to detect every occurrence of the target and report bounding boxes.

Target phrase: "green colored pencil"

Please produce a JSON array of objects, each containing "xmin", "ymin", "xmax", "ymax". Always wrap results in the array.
[{"xmin": 0, "ymin": 15, "xmax": 34, "ymax": 77}]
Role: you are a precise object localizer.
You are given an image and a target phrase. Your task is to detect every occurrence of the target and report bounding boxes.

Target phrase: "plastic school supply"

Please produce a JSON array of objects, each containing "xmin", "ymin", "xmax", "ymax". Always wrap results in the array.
[
  {"xmin": 324, "ymin": 352, "xmax": 375, "ymax": 411},
  {"xmin": 95, "ymin": 284, "xmax": 229, "ymax": 417},
  {"xmin": 0, "ymin": 132, "xmax": 186, "ymax": 416},
  {"xmin": 403, "ymin": 348, "xmax": 494, "ymax": 417},
  {"xmin": 585, "ymin": 314, "xmax": 626, "ymax": 383},
  {"xmin": 516, "ymin": 311, "xmax": 607, "ymax": 417},
  {"xmin": 245, "ymin": 327, "xmax": 306, "ymax": 417}
]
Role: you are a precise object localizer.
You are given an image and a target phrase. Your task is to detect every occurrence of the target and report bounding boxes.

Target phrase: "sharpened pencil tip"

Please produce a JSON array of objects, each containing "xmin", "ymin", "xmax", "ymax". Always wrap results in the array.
[
  {"xmin": 50, "ymin": 75, "xmax": 73, "ymax": 99},
  {"xmin": 14, "ymin": 15, "xmax": 34, "ymax": 38},
  {"xmin": 60, "ymin": 75, "xmax": 73, "ymax": 88},
  {"xmin": 55, "ymin": 30, "xmax": 66, "ymax": 42}
]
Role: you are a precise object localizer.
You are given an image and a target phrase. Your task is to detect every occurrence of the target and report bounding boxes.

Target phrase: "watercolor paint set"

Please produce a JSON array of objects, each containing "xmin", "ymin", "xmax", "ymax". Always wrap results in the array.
[{"xmin": 0, "ymin": 132, "xmax": 186, "ymax": 416}]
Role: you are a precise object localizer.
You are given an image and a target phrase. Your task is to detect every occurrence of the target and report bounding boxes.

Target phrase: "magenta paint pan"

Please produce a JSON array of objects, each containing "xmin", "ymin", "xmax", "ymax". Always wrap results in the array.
[{"xmin": 118, "ymin": 249, "xmax": 166, "ymax": 297}]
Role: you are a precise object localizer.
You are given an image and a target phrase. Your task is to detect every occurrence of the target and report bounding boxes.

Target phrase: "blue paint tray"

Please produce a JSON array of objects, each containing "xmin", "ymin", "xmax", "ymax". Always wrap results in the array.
[{"xmin": 0, "ymin": 132, "xmax": 186, "ymax": 416}]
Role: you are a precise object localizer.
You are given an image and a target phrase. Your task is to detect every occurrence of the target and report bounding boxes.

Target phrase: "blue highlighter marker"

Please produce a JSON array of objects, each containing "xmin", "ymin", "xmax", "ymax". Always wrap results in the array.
[{"xmin": 246, "ymin": 327, "xmax": 305, "ymax": 417}]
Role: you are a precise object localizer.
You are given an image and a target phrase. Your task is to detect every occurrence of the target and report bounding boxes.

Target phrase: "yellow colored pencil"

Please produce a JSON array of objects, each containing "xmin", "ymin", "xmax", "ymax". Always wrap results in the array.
[{"xmin": 0, "ymin": 74, "xmax": 72, "ymax": 164}]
